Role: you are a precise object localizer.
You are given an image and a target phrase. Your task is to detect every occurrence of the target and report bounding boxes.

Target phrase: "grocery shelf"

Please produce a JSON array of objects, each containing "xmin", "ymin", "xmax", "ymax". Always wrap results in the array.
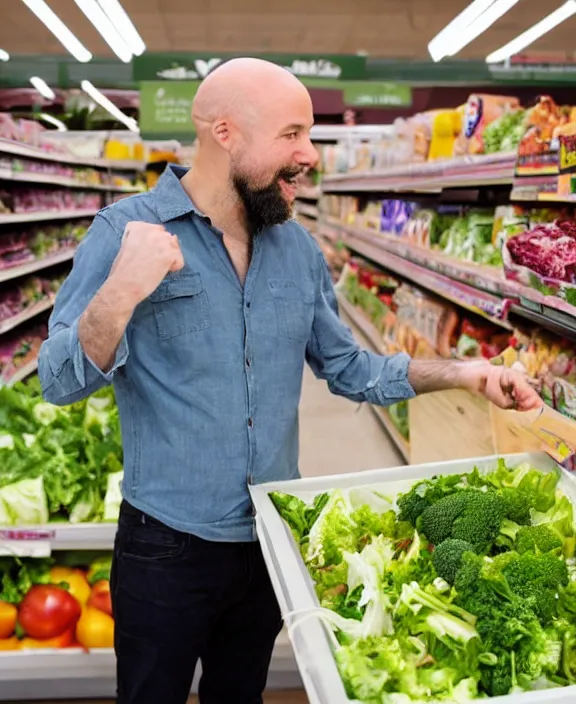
[
  {"xmin": 322, "ymin": 152, "xmax": 516, "ymax": 193},
  {"xmin": 0, "ymin": 138, "xmax": 145, "ymax": 171},
  {"xmin": 369, "ymin": 405, "xmax": 410, "ymax": 462},
  {"xmin": 2, "ymin": 358, "xmax": 38, "ymax": 387},
  {"xmin": 337, "ymin": 292, "xmax": 411, "ymax": 462},
  {"xmin": 0, "ymin": 248, "xmax": 75, "ymax": 284},
  {"xmin": 0, "ymin": 297, "xmax": 54, "ymax": 335},
  {"xmin": 0, "ymin": 208, "xmax": 98, "ymax": 226},
  {"xmin": 294, "ymin": 203, "xmax": 319, "ymax": 219},
  {"xmin": 0, "ymin": 169, "xmax": 142, "ymax": 192},
  {"xmin": 326, "ymin": 220, "xmax": 514, "ymax": 328},
  {"xmin": 296, "ymin": 185, "xmax": 321, "ymax": 200},
  {"xmin": 0, "ymin": 630, "xmax": 299, "ymax": 700},
  {"xmin": 337, "ymin": 292, "xmax": 386, "ymax": 355}
]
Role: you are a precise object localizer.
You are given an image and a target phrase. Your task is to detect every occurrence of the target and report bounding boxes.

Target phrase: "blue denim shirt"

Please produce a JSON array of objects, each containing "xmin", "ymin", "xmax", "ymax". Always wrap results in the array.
[{"xmin": 38, "ymin": 165, "xmax": 415, "ymax": 541}]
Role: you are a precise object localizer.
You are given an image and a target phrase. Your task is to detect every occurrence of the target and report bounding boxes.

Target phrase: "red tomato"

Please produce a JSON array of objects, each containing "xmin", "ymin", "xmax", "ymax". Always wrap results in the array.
[{"xmin": 18, "ymin": 585, "xmax": 81, "ymax": 639}]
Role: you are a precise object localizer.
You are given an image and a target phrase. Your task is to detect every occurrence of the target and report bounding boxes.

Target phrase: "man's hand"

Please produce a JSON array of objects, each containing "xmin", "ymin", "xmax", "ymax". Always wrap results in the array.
[
  {"xmin": 109, "ymin": 221, "xmax": 185, "ymax": 309},
  {"xmin": 459, "ymin": 360, "xmax": 543, "ymax": 412},
  {"xmin": 407, "ymin": 359, "xmax": 544, "ymax": 412},
  {"xmin": 78, "ymin": 222, "xmax": 184, "ymax": 374}
]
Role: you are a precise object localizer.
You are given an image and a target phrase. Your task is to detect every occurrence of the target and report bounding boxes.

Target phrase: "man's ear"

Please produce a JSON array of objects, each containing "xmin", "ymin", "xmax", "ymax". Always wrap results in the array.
[{"xmin": 212, "ymin": 120, "xmax": 231, "ymax": 151}]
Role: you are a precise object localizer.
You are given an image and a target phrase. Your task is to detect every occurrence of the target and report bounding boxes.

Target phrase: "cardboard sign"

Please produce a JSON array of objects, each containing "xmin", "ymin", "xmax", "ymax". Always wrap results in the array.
[{"xmin": 516, "ymin": 405, "xmax": 576, "ymax": 463}]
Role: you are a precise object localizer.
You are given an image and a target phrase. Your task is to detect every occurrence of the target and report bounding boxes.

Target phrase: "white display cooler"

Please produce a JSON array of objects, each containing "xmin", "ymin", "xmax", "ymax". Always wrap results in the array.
[{"xmin": 249, "ymin": 452, "xmax": 576, "ymax": 704}]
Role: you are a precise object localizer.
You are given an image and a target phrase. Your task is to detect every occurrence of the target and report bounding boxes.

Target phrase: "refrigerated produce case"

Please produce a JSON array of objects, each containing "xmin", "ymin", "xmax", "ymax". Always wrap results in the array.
[{"xmin": 250, "ymin": 452, "xmax": 576, "ymax": 704}]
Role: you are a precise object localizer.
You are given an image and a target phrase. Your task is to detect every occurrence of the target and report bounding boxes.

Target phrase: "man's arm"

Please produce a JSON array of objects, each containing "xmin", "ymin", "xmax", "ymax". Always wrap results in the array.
[
  {"xmin": 306, "ymin": 250, "xmax": 415, "ymax": 407},
  {"xmin": 307, "ymin": 250, "xmax": 542, "ymax": 412},
  {"xmin": 39, "ymin": 216, "xmax": 184, "ymax": 406},
  {"xmin": 407, "ymin": 358, "xmax": 542, "ymax": 411},
  {"xmin": 38, "ymin": 214, "xmax": 129, "ymax": 406}
]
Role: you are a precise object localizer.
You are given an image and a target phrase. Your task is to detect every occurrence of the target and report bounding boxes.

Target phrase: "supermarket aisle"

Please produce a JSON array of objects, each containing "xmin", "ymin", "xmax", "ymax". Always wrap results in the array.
[{"xmin": 299, "ymin": 364, "xmax": 403, "ymax": 477}]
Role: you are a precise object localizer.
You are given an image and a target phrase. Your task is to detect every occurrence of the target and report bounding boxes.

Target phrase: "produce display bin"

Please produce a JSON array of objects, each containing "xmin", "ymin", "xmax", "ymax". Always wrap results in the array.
[{"xmin": 249, "ymin": 452, "xmax": 576, "ymax": 704}]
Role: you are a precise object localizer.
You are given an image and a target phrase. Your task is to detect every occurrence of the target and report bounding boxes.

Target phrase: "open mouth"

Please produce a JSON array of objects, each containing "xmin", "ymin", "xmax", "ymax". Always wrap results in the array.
[{"xmin": 278, "ymin": 173, "xmax": 301, "ymax": 202}]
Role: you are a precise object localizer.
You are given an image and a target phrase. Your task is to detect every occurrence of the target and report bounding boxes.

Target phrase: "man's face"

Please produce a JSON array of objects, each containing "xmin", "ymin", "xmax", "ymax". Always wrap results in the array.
[{"xmin": 229, "ymin": 96, "xmax": 317, "ymax": 233}]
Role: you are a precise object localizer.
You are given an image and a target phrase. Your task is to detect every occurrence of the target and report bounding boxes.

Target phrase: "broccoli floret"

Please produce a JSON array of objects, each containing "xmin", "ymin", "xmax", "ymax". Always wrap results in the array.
[
  {"xmin": 499, "ymin": 487, "xmax": 532, "ymax": 525},
  {"xmin": 420, "ymin": 489, "xmax": 508, "ymax": 552},
  {"xmin": 516, "ymin": 525, "xmax": 563, "ymax": 555},
  {"xmin": 419, "ymin": 491, "xmax": 474, "ymax": 545},
  {"xmin": 452, "ymin": 492, "xmax": 507, "ymax": 550},
  {"xmin": 396, "ymin": 474, "xmax": 464, "ymax": 526},
  {"xmin": 500, "ymin": 551, "xmax": 569, "ymax": 622},
  {"xmin": 397, "ymin": 484, "xmax": 431, "ymax": 526},
  {"xmin": 432, "ymin": 539, "xmax": 476, "ymax": 585}
]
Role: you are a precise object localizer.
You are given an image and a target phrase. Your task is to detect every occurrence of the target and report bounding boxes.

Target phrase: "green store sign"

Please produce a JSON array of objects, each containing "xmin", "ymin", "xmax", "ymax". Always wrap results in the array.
[
  {"xmin": 139, "ymin": 80, "xmax": 412, "ymax": 139},
  {"xmin": 133, "ymin": 53, "xmax": 367, "ymax": 82},
  {"xmin": 139, "ymin": 82, "xmax": 198, "ymax": 139},
  {"xmin": 342, "ymin": 82, "xmax": 412, "ymax": 107}
]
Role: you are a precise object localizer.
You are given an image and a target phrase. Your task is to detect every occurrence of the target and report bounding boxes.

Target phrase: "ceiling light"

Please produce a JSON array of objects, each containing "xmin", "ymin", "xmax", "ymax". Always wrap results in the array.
[
  {"xmin": 75, "ymin": 0, "xmax": 132, "ymax": 63},
  {"xmin": 429, "ymin": 0, "xmax": 520, "ymax": 62},
  {"xmin": 30, "ymin": 76, "xmax": 56, "ymax": 101},
  {"xmin": 487, "ymin": 0, "xmax": 576, "ymax": 63},
  {"xmin": 0, "ymin": 50, "xmax": 9, "ymax": 62},
  {"xmin": 21, "ymin": 0, "xmax": 92, "ymax": 63},
  {"xmin": 81, "ymin": 80, "xmax": 139, "ymax": 132},
  {"xmin": 39, "ymin": 113, "xmax": 67, "ymax": 131},
  {"xmin": 97, "ymin": 0, "xmax": 146, "ymax": 56}
]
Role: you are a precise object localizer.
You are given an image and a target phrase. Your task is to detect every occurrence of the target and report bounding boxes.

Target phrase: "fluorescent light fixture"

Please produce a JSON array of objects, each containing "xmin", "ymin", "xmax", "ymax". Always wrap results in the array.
[
  {"xmin": 39, "ymin": 113, "xmax": 67, "ymax": 131},
  {"xmin": 0, "ymin": 50, "xmax": 9, "ymax": 62},
  {"xmin": 30, "ymin": 76, "xmax": 56, "ymax": 100},
  {"xmin": 429, "ymin": 0, "xmax": 520, "ymax": 62},
  {"xmin": 97, "ymin": 0, "xmax": 145, "ymax": 56},
  {"xmin": 487, "ymin": 0, "xmax": 576, "ymax": 63},
  {"xmin": 81, "ymin": 80, "xmax": 139, "ymax": 132},
  {"xmin": 75, "ymin": 0, "xmax": 132, "ymax": 63},
  {"xmin": 21, "ymin": 0, "xmax": 92, "ymax": 63}
]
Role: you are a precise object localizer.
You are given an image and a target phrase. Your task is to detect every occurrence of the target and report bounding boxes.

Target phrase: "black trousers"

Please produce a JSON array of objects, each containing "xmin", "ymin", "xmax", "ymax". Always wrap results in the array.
[{"xmin": 111, "ymin": 501, "xmax": 283, "ymax": 704}]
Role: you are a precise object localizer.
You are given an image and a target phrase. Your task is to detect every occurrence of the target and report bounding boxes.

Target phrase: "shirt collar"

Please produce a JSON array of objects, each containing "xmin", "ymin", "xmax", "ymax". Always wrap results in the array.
[{"xmin": 154, "ymin": 164, "xmax": 205, "ymax": 223}]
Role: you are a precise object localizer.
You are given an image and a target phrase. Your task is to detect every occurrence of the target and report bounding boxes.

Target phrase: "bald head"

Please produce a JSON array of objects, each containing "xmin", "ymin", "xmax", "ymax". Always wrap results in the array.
[
  {"xmin": 187, "ymin": 57, "xmax": 317, "ymax": 232},
  {"xmin": 192, "ymin": 57, "xmax": 311, "ymax": 137}
]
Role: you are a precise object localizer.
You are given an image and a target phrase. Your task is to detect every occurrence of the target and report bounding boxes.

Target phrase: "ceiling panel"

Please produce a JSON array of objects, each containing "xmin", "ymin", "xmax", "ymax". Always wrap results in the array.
[{"xmin": 0, "ymin": 0, "xmax": 574, "ymax": 60}]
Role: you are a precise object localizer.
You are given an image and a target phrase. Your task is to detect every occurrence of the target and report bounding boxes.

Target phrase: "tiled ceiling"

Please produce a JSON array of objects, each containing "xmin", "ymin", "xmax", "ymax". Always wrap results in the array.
[{"xmin": 0, "ymin": 0, "xmax": 575, "ymax": 60}]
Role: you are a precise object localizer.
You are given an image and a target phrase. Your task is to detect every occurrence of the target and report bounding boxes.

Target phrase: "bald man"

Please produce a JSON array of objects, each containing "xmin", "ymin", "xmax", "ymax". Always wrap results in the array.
[{"xmin": 38, "ymin": 58, "xmax": 541, "ymax": 704}]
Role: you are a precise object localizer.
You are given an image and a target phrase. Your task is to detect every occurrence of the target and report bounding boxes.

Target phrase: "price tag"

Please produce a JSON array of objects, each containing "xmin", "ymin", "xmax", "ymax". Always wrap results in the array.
[
  {"xmin": 0, "ymin": 541, "xmax": 51, "ymax": 557},
  {"xmin": 0, "ymin": 529, "xmax": 55, "ymax": 557}
]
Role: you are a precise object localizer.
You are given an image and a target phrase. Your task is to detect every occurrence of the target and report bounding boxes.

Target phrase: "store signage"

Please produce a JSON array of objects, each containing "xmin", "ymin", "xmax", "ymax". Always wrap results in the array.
[
  {"xmin": 139, "ymin": 81, "xmax": 198, "ymax": 138},
  {"xmin": 343, "ymin": 82, "xmax": 412, "ymax": 108},
  {"xmin": 133, "ymin": 53, "xmax": 367, "ymax": 82}
]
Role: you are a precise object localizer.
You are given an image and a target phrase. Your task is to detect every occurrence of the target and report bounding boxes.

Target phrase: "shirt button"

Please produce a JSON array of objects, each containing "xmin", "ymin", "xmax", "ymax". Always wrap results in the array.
[
  {"xmin": 246, "ymin": 358, "xmax": 251, "ymax": 367},
  {"xmin": 248, "ymin": 418, "xmax": 253, "ymax": 428},
  {"xmin": 246, "ymin": 302, "xmax": 251, "ymax": 309}
]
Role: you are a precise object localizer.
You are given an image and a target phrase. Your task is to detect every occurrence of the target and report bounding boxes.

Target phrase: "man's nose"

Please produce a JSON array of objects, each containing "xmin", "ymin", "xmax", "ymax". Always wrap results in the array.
[{"xmin": 297, "ymin": 139, "xmax": 319, "ymax": 169}]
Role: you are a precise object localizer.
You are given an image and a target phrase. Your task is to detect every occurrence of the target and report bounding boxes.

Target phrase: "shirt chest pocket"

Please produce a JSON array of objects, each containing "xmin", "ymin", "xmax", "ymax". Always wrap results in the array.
[
  {"xmin": 268, "ymin": 279, "xmax": 314, "ymax": 343},
  {"xmin": 149, "ymin": 273, "xmax": 211, "ymax": 340}
]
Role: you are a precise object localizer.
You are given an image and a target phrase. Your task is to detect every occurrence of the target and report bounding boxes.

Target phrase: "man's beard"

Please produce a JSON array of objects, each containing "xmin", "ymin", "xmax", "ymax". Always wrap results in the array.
[{"xmin": 232, "ymin": 166, "xmax": 301, "ymax": 234}]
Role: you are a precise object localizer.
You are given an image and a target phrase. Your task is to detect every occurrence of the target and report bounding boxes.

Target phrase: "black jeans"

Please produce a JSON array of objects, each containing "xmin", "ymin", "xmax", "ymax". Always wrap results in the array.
[{"xmin": 110, "ymin": 501, "xmax": 283, "ymax": 704}]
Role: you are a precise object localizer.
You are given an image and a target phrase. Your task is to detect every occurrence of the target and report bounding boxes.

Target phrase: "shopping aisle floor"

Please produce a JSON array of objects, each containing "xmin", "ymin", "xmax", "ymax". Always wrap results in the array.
[
  {"xmin": 40, "ymin": 368, "xmax": 402, "ymax": 704},
  {"xmin": 299, "ymin": 364, "xmax": 403, "ymax": 478}
]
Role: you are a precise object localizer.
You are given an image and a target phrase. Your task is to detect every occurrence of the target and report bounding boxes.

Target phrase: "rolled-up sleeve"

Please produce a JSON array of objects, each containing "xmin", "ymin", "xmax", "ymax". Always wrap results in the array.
[
  {"xmin": 306, "ymin": 251, "xmax": 415, "ymax": 407},
  {"xmin": 38, "ymin": 213, "xmax": 128, "ymax": 406}
]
